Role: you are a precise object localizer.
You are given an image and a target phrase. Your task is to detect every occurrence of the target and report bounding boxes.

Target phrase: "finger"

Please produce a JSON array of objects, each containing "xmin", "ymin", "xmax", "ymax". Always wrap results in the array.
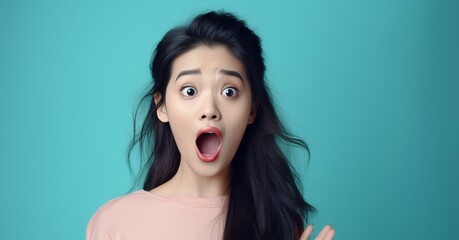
[
  {"xmin": 299, "ymin": 225, "xmax": 314, "ymax": 240},
  {"xmin": 315, "ymin": 225, "xmax": 332, "ymax": 240},
  {"xmin": 323, "ymin": 227, "xmax": 335, "ymax": 240}
]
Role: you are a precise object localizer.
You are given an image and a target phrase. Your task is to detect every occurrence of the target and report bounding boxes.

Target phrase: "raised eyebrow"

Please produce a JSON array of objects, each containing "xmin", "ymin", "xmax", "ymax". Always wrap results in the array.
[
  {"xmin": 219, "ymin": 69, "xmax": 244, "ymax": 84},
  {"xmin": 176, "ymin": 69, "xmax": 201, "ymax": 81}
]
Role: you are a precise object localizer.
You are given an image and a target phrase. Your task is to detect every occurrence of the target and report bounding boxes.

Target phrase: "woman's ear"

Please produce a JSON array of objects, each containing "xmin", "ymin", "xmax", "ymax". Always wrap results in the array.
[
  {"xmin": 248, "ymin": 100, "xmax": 258, "ymax": 124},
  {"xmin": 154, "ymin": 93, "xmax": 169, "ymax": 123}
]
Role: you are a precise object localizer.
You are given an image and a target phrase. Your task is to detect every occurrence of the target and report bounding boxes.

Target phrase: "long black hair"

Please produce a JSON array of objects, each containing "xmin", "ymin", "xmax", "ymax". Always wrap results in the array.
[{"xmin": 128, "ymin": 10, "xmax": 315, "ymax": 240}]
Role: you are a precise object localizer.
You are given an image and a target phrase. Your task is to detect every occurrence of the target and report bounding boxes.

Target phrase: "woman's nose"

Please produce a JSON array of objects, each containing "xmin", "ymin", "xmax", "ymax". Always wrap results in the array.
[{"xmin": 200, "ymin": 98, "xmax": 221, "ymax": 121}]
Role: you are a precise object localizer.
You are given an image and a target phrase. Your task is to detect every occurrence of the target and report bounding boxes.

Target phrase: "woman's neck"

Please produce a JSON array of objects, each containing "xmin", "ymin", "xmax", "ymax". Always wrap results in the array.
[{"xmin": 151, "ymin": 160, "xmax": 230, "ymax": 198}]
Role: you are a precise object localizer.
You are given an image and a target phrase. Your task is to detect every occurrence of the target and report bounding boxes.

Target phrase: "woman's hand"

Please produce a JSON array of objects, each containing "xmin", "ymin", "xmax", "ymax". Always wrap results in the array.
[{"xmin": 299, "ymin": 224, "xmax": 335, "ymax": 240}]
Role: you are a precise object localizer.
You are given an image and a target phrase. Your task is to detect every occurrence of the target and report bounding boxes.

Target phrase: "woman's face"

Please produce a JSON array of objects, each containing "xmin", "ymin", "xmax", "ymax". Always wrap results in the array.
[{"xmin": 156, "ymin": 45, "xmax": 256, "ymax": 180}]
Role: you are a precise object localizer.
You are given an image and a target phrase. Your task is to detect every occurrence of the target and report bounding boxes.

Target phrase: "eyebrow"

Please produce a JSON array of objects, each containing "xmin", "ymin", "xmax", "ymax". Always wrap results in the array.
[
  {"xmin": 175, "ymin": 69, "xmax": 244, "ymax": 83},
  {"xmin": 176, "ymin": 69, "xmax": 201, "ymax": 81},
  {"xmin": 219, "ymin": 69, "xmax": 243, "ymax": 82}
]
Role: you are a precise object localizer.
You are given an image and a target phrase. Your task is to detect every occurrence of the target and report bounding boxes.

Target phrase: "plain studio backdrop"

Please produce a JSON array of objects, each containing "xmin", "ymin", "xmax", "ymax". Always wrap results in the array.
[{"xmin": 1, "ymin": 0, "xmax": 457, "ymax": 239}]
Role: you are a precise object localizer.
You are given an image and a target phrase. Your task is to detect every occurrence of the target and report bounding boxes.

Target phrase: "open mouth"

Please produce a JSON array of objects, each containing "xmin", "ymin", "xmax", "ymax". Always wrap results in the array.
[{"xmin": 195, "ymin": 127, "xmax": 222, "ymax": 162}]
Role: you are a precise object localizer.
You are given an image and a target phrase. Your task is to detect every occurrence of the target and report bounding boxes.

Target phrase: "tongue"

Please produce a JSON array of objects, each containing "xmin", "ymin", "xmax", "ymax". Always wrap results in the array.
[{"xmin": 196, "ymin": 133, "xmax": 220, "ymax": 156}]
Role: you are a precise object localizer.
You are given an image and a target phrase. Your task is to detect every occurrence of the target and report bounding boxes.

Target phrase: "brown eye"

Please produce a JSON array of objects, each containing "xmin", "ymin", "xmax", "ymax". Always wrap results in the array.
[
  {"xmin": 180, "ymin": 86, "xmax": 197, "ymax": 96},
  {"xmin": 222, "ymin": 87, "xmax": 238, "ymax": 97}
]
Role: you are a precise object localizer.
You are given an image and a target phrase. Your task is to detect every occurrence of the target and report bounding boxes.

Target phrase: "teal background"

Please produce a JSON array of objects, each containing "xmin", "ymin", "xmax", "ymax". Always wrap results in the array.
[{"xmin": 1, "ymin": 0, "xmax": 458, "ymax": 239}]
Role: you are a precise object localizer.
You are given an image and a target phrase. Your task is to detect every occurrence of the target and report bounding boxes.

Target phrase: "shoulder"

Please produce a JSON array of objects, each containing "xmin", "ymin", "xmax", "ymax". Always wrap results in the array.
[
  {"xmin": 86, "ymin": 190, "xmax": 158, "ymax": 239},
  {"xmin": 90, "ymin": 190, "xmax": 150, "ymax": 219}
]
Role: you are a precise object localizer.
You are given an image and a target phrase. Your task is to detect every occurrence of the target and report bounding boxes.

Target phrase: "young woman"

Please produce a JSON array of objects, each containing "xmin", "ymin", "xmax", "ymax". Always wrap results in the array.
[{"xmin": 87, "ymin": 11, "xmax": 335, "ymax": 240}]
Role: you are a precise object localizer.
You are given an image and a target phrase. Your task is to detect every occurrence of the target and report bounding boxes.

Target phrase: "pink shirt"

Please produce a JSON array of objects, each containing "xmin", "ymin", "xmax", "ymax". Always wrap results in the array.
[{"xmin": 86, "ymin": 190, "xmax": 227, "ymax": 240}]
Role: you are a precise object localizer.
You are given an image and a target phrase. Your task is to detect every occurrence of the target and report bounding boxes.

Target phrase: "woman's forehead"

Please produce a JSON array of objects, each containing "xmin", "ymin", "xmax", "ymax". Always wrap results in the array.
[{"xmin": 170, "ymin": 45, "xmax": 247, "ymax": 80}]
